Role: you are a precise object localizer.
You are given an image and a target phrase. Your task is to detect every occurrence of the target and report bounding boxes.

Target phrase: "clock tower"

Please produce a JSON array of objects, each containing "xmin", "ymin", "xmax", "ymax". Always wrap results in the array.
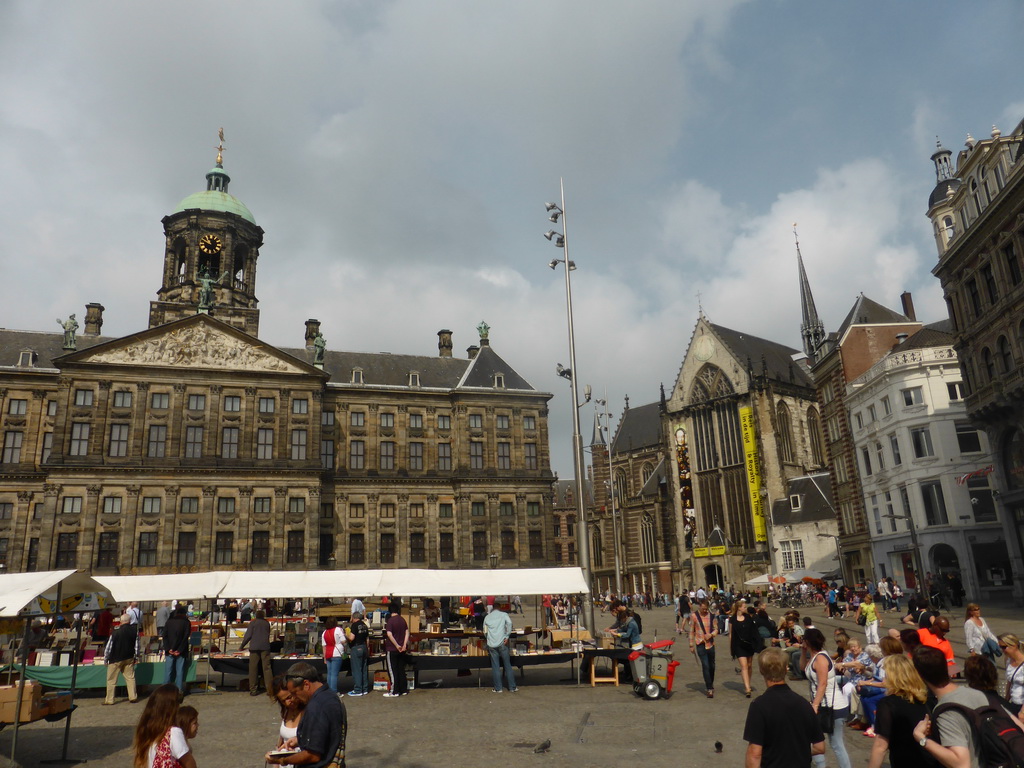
[{"xmin": 149, "ymin": 138, "xmax": 264, "ymax": 335}]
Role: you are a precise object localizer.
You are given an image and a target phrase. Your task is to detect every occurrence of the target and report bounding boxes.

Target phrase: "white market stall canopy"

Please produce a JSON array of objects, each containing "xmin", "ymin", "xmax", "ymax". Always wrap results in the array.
[
  {"xmin": 94, "ymin": 567, "xmax": 588, "ymax": 602},
  {"xmin": 0, "ymin": 570, "xmax": 111, "ymax": 617}
]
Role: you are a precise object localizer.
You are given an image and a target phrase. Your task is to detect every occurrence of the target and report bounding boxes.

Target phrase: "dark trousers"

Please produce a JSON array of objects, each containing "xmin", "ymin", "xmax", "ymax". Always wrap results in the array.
[
  {"xmin": 249, "ymin": 649, "xmax": 273, "ymax": 692},
  {"xmin": 386, "ymin": 651, "xmax": 408, "ymax": 694},
  {"xmin": 696, "ymin": 644, "xmax": 716, "ymax": 691}
]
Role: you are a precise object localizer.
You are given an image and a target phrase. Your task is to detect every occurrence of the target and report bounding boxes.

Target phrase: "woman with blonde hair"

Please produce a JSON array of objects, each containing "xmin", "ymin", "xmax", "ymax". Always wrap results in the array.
[
  {"xmin": 1000, "ymin": 632, "xmax": 1024, "ymax": 718},
  {"xmin": 866, "ymin": 654, "xmax": 933, "ymax": 768},
  {"xmin": 729, "ymin": 599, "xmax": 759, "ymax": 698},
  {"xmin": 132, "ymin": 683, "xmax": 197, "ymax": 768},
  {"xmin": 964, "ymin": 603, "xmax": 1000, "ymax": 661}
]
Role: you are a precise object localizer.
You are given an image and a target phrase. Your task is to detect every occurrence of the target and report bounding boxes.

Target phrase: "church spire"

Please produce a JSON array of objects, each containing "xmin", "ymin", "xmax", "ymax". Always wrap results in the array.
[{"xmin": 795, "ymin": 225, "xmax": 825, "ymax": 361}]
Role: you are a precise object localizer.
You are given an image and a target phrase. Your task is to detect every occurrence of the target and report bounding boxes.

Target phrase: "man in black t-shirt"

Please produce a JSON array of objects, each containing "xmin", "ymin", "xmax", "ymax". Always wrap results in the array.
[{"xmin": 743, "ymin": 647, "xmax": 825, "ymax": 768}]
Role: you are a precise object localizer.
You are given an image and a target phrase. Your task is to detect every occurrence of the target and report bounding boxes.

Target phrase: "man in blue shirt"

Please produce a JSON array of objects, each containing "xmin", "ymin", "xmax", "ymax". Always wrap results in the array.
[{"xmin": 483, "ymin": 605, "xmax": 517, "ymax": 693}]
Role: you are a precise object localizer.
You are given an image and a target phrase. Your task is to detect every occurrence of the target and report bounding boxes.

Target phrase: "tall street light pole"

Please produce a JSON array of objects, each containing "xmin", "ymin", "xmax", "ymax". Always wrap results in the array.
[
  {"xmin": 544, "ymin": 180, "xmax": 595, "ymax": 634},
  {"xmin": 594, "ymin": 397, "xmax": 623, "ymax": 595}
]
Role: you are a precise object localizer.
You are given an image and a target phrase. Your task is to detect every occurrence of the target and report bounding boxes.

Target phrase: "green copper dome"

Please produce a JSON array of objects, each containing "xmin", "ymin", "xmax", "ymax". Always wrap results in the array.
[{"xmin": 173, "ymin": 165, "xmax": 256, "ymax": 224}]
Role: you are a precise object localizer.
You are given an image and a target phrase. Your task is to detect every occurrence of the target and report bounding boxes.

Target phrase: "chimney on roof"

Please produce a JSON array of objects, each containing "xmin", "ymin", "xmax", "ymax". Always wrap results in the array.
[
  {"xmin": 437, "ymin": 329, "xmax": 453, "ymax": 358},
  {"xmin": 84, "ymin": 303, "xmax": 104, "ymax": 336},
  {"xmin": 304, "ymin": 319, "xmax": 321, "ymax": 349},
  {"xmin": 466, "ymin": 345, "xmax": 479, "ymax": 360},
  {"xmin": 900, "ymin": 291, "xmax": 916, "ymax": 321}
]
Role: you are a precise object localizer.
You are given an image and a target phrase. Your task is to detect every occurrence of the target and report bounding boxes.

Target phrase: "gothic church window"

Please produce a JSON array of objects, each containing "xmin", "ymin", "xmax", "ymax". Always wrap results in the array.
[{"xmin": 776, "ymin": 402, "xmax": 793, "ymax": 463}]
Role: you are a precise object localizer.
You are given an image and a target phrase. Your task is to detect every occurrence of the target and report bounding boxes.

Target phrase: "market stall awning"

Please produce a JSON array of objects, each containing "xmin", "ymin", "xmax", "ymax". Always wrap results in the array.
[
  {"xmin": 784, "ymin": 569, "xmax": 824, "ymax": 583},
  {"xmin": 0, "ymin": 570, "xmax": 111, "ymax": 616},
  {"xmin": 96, "ymin": 572, "xmax": 232, "ymax": 602},
  {"xmin": 220, "ymin": 570, "xmax": 385, "ymax": 600},
  {"xmin": 377, "ymin": 567, "xmax": 588, "ymax": 597},
  {"xmin": 743, "ymin": 574, "xmax": 772, "ymax": 586}
]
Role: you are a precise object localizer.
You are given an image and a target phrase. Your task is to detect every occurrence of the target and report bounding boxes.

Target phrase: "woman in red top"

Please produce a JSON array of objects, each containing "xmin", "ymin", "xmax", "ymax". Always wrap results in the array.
[{"xmin": 321, "ymin": 617, "xmax": 347, "ymax": 694}]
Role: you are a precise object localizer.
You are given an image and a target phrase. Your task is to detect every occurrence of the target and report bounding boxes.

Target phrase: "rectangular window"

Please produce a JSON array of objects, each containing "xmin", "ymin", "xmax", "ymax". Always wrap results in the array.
[
  {"xmin": 141, "ymin": 496, "xmax": 161, "ymax": 515},
  {"xmin": 379, "ymin": 441, "xmax": 395, "ymax": 469},
  {"xmin": 889, "ymin": 434, "xmax": 902, "ymax": 466},
  {"xmin": 321, "ymin": 410, "xmax": 335, "ymax": 426},
  {"xmin": 553, "ymin": 519, "xmax": 561, "ymax": 537},
  {"xmin": 826, "ymin": 416, "xmax": 841, "ymax": 443},
  {"xmin": 885, "ymin": 491, "xmax": 897, "ymax": 532},
  {"xmin": 472, "ymin": 531, "xmax": 487, "ymax": 561},
  {"xmin": 251, "ymin": 531, "xmax": 270, "ymax": 565},
  {"xmin": 956, "ymin": 423, "xmax": 983, "ymax": 453},
  {"xmin": 409, "ymin": 413, "xmax": 423, "ymax": 429},
  {"xmin": 350, "ymin": 411, "xmax": 364, "ymax": 427},
  {"xmin": 566, "ymin": 516, "xmax": 575, "ymax": 537},
  {"xmin": 187, "ymin": 394, "xmax": 206, "ymax": 411},
  {"xmin": 97, "ymin": 532, "xmax": 119, "ymax": 568},
  {"xmin": 108, "ymin": 424, "xmax": 129, "ymax": 457},
  {"xmin": 26, "ymin": 538, "xmax": 39, "ymax": 572},
  {"xmin": 0, "ymin": 503, "xmax": 11, "ymax": 520},
  {"xmin": 527, "ymin": 501, "xmax": 540, "ymax": 517},
  {"xmin": 7, "ymin": 399, "xmax": 27, "ymax": 416},
  {"xmin": 74, "ymin": 389, "xmax": 93, "ymax": 407},
  {"xmin": 947, "ymin": 382, "xmax": 965, "ymax": 401},
  {"xmin": 469, "ymin": 413, "xmax": 483, "ymax": 429},
  {"xmin": 70, "ymin": 422, "xmax": 90, "ymax": 456},
  {"xmin": 292, "ymin": 398, "xmax": 308, "ymax": 415},
  {"xmin": 870, "ymin": 494, "xmax": 882, "ymax": 535},
  {"xmin": 259, "ymin": 397, "xmax": 275, "ymax": 414},
  {"xmin": 151, "ymin": 392, "xmax": 169, "ymax": 409},
  {"xmin": 501, "ymin": 530, "xmax": 516, "ymax": 560},
  {"xmin": 46, "ymin": 400, "xmax": 57, "ymax": 417},
  {"xmin": 113, "ymin": 391, "xmax": 133, "ymax": 408},
  {"xmin": 62, "ymin": 496, "xmax": 82, "ymax": 515},
  {"xmin": 911, "ymin": 427, "xmax": 935, "ymax": 458},
  {"xmin": 497, "ymin": 442, "xmax": 511, "ymax": 470},
  {"xmin": 524, "ymin": 443, "xmax": 538, "ymax": 470},
  {"xmin": 409, "ymin": 532, "xmax": 426, "ymax": 563},
  {"xmin": 496, "ymin": 414, "xmax": 510, "ymax": 430},
  {"xmin": 867, "ymin": 405, "xmax": 877, "ymax": 423},
  {"xmin": 287, "ymin": 531, "xmax": 304, "ymax": 563},
  {"xmin": 215, "ymin": 532, "xmax": 234, "ymax": 565},
  {"xmin": 349, "ymin": 533, "xmax": 365, "ymax": 564},
  {"xmin": 290, "ymin": 429, "xmax": 308, "ymax": 460},
  {"xmin": 40, "ymin": 432, "xmax": 52, "ymax": 463},
  {"xmin": 180, "ymin": 497, "xmax": 199, "ymax": 516},
  {"xmin": 968, "ymin": 476, "xmax": 997, "ymax": 522},
  {"xmin": 874, "ymin": 442, "xmax": 885, "ymax": 471},
  {"xmin": 439, "ymin": 532, "xmax": 455, "ymax": 562},
  {"xmin": 2, "ymin": 432, "xmax": 22, "ymax": 463},
  {"xmin": 380, "ymin": 412, "xmax": 394, "ymax": 428},
  {"xmin": 349, "ymin": 503, "xmax": 365, "ymax": 519},
  {"xmin": 523, "ymin": 415, "xmax": 536, "ymax": 430},
  {"xmin": 221, "ymin": 427, "xmax": 240, "ymax": 459},
  {"xmin": 147, "ymin": 425, "xmax": 167, "ymax": 458},
  {"xmin": 217, "ymin": 497, "xmax": 235, "ymax": 515},
  {"xmin": 529, "ymin": 530, "xmax": 543, "ymax": 559},
  {"xmin": 881, "ymin": 396, "xmax": 891, "ymax": 416},
  {"xmin": 860, "ymin": 446, "xmax": 872, "ymax": 476},
  {"xmin": 253, "ymin": 497, "xmax": 271, "ymax": 515},
  {"xmin": 437, "ymin": 442, "xmax": 452, "ymax": 471},
  {"xmin": 380, "ymin": 533, "xmax": 396, "ymax": 564},
  {"xmin": 853, "ymin": 412, "xmax": 863, "ymax": 430},
  {"xmin": 1006, "ymin": 243, "xmax": 1022, "ymax": 285},
  {"xmin": 33, "ymin": 502, "xmax": 43, "ymax": 519},
  {"xmin": 901, "ymin": 387, "xmax": 924, "ymax": 407},
  {"xmin": 321, "ymin": 439, "xmax": 334, "ymax": 470},
  {"xmin": 102, "ymin": 496, "xmax": 122, "ymax": 515},
  {"xmin": 289, "ymin": 497, "xmax": 305, "ymax": 515},
  {"xmin": 437, "ymin": 414, "xmax": 451, "ymax": 430},
  {"xmin": 921, "ymin": 481, "xmax": 949, "ymax": 526},
  {"xmin": 898, "ymin": 485, "xmax": 911, "ymax": 521},
  {"xmin": 223, "ymin": 395, "xmax": 241, "ymax": 412},
  {"xmin": 470, "ymin": 441, "xmax": 484, "ymax": 469},
  {"xmin": 137, "ymin": 532, "xmax": 158, "ymax": 567},
  {"xmin": 408, "ymin": 442, "xmax": 423, "ymax": 470},
  {"xmin": 780, "ymin": 540, "xmax": 806, "ymax": 570},
  {"xmin": 177, "ymin": 532, "xmax": 196, "ymax": 566},
  {"xmin": 380, "ymin": 503, "xmax": 396, "ymax": 518},
  {"xmin": 410, "ymin": 503, "xmax": 424, "ymax": 518},
  {"xmin": 967, "ymin": 278, "xmax": 982, "ymax": 316},
  {"xmin": 499, "ymin": 501, "xmax": 515, "ymax": 516},
  {"xmin": 982, "ymin": 264, "xmax": 999, "ymax": 304},
  {"xmin": 257, "ymin": 428, "xmax": 274, "ymax": 460},
  {"xmin": 349, "ymin": 440, "xmax": 365, "ymax": 469},
  {"xmin": 55, "ymin": 532, "xmax": 78, "ymax": 568},
  {"xmin": 439, "ymin": 503, "xmax": 453, "ymax": 518},
  {"xmin": 472, "ymin": 501, "xmax": 485, "ymax": 517},
  {"xmin": 185, "ymin": 426, "xmax": 204, "ymax": 458}
]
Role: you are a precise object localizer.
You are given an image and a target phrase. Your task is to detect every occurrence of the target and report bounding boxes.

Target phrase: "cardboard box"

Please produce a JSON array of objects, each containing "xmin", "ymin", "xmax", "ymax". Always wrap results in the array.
[
  {"xmin": 372, "ymin": 671, "xmax": 389, "ymax": 691},
  {"xmin": 43, "ymin": 692, "xmax": 72, "ymax": 715},
  {"xmin": 0, "ymin": 683, "xmax": 45, "ymax": 724},
  {"xmin": 407, "ymin": 614, "xmax": 420, "ymax": 634}
]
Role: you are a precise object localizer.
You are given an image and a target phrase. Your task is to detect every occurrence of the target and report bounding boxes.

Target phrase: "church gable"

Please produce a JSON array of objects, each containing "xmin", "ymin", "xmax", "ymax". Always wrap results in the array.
[{"xmin": 64, "ymin": 315, "xmax": 315, "ymax": 375}]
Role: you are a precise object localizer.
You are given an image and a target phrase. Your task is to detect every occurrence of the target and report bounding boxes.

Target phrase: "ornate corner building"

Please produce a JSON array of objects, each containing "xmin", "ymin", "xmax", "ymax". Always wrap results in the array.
[
  {"xmin": 929, "ymin": 122, "xmax": 1024, "ymax": 601},
  {"xmin": 0, "ymin": 151, "xmax": 555, "ymax": 574}
]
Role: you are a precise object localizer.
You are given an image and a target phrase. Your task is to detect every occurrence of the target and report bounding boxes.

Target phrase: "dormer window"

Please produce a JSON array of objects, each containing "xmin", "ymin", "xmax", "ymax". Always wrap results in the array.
[
  {"xmin": 409, "ymin": 372, "xmax": 420, "ymax": 387},
  {"xmin": 789, "ymin": 494, "xmax": 801, "ymax": 512},
  {"xmin": 494, "ymin": 373, "xmax": 505, "ymax": 388},
  {"xmin": 351, "ymin": 368, "xmax": 363, "ymax": 385},
  {"xmin": 17, "ymin": 350, "xmax": 35, "ymax": 368}
]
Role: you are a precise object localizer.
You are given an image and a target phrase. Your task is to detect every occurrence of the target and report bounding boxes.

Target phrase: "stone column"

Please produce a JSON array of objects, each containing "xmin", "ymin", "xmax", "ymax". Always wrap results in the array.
[
  {"xmin": 273, "ymin": 487, "xmax": 288, "ymax": 568},
  {"xmin": 79, "ymin": 485, "xmax": 103, "ymax": 567},
  {"xmin": 41, "ymin": 483, "xmax": 63, "ymax": 569},
  {"xmin": 120, "ymin": 485, "xmax": 142, "ymax": 569},
  {"xmin": 237, "ymin": 486, "xmax": 253, "ymax": 566},
  {"xmin": 162, "ymin": 486, "xmax": 180, "ymax": 569},
  {"xmin": 200, "ymin": 486, "xmax": 217, "ymax": 567}
]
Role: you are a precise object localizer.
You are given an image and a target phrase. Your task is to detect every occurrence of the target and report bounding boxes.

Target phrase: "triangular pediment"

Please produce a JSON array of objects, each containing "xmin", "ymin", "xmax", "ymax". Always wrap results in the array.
[{"xmin": 62, "ymin": 314, "xmax": 319, "ymax": 376}]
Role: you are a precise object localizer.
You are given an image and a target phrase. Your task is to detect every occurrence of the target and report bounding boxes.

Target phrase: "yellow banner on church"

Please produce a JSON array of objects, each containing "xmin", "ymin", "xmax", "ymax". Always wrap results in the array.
[{"xmin": 739, "ymin": 406, "xmax": 768, "ymax": 543}]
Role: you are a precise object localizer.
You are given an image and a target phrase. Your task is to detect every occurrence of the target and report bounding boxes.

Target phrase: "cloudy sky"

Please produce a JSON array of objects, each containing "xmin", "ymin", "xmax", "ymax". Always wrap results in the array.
[{"xmin": 1, "ymin": 1, "xmax": 1021, "ymax": 475}]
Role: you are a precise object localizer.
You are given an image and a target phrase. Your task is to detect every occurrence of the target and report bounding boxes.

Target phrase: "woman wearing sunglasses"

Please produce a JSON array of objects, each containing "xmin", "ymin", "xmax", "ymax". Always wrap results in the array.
[{"xmin": 998, "ymin": 633, "xmax": 1024, "ymax": 719}]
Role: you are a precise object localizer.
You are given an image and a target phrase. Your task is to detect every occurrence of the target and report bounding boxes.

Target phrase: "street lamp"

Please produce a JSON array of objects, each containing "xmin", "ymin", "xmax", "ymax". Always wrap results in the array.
[
  {"xmin": 882, "ymin": 513, "xmax": 925, "ymax": 600},
  {"xmin": 817, "ymin": 533, "xmax": 845, "ymax": 585},
  {"xmin": 593, "ymin": 397, "xmax": 623, "ymax": 595},
  {"xmin": 544, "ymin": 180, "xmax": 595, "ymax": 635}
]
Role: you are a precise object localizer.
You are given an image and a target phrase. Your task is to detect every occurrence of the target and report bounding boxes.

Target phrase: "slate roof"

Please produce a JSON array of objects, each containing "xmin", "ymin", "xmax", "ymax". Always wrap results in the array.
[
  {"xmin": 610, "ymin": 401, "xmax": 662, "ymax": 454},
  {"xmin": 836, "ymin": 295, "xmax": 913, "ymax": 338},
  {"xmin": 286, "ymin": 346, "xmax": 470, "ymax": 389},
  {"xmin": 552, "ymin": 478, "xmax": 593, "ymax": 507},
  {"xmin": 770, "ymin": 473, "xmax": 835, "ymax": 526},
  {"xmin": 893, "ymin": 320, "xmax": 954, "ymax": 352},
  {"xmin": 456, "ymin": 343, "xmax": 535, "ymax": 390},
  {"xmin": 710, "ymin": 323, "xmax": 813, "ymax": 388},
  {"xmin": 0, "ymin": 330, "xmax": 112, "ymax": 370}
]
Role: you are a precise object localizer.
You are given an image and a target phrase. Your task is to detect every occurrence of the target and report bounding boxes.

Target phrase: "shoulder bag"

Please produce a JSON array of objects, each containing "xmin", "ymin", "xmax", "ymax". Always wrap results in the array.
[{"xmin": 814, "ymin": 652, "xmax": 835, "ymax": 735}]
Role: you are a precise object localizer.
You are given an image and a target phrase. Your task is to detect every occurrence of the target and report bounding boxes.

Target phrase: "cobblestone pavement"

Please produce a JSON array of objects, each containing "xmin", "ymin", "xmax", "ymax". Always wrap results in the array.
[{"xmin": 1, "ymin": 597, "xmax": 1020, "ymax": 767}]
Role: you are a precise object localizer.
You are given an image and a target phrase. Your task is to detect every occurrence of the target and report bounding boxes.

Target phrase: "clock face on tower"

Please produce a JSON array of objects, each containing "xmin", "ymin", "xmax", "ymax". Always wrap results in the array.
[{"xmin": 199, "ymin": 234, "xmax": 223, "ymax": 254}]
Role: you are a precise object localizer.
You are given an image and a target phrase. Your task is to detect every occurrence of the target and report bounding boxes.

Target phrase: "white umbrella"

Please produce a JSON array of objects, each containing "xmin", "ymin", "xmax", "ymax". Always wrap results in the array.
[
  {"xmin": 744, "ymin": 574, "xmax": 772, "ymax": 586},
  {"xmin": 785, "ymin": 569, "xmax": 824, "ymax": 583}
]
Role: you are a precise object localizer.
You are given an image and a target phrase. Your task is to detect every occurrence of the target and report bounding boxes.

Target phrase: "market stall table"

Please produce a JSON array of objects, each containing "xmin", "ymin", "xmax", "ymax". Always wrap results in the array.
[{"xmin": 13, "ymin": 661, "xmax": 197, "ymax": 690}]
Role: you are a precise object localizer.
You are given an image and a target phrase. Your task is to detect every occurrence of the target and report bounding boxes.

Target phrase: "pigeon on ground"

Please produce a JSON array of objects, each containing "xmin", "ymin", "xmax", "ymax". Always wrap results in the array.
[
  {"xmin": 714, "ymin": 741, "xmax": 723, "ymax": 753},
  {"xmin": 534, "ymin": 740, "xmax": 551, "ymax": 754}
]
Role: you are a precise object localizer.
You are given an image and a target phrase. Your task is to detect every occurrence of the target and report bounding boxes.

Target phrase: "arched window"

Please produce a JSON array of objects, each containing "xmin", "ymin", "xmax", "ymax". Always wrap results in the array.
[
  {"xmin": 640, "ymin": 514, "xmax": 657, "ymax": 564},
  {"xmin": 592, "ymin": 525, "xmax": 603, "ymax": 567},
  {"xmin": 641, "ymin": 462, "xmax": 654, "ymax": 485},
  {"xmin": 777, "ymin": 402, "xmax": 794, "ymax": 463},
  {"xmin": 971, "ymin": 178, "xmax": 983, "ymax": 216},
  {"xmin": 232, "ymin": 244, "xmax": 249, "ymax": 287},
  {"xmin": 807, "ymin": 407, "xmax": 824, "ymax": 466},
  {"xmin": 615, "ymin": 470, "xmax": 628, "ymax": 505},
  {"xmin": 982, "ymin": 348, "xmax": 995, "ymax": 381},
  {"xmin": 999, "ymin": 335, "xmax": 1014, "ymax": 373},
  {"xmin": 943, "ymin": 216, "xmax": 956, "ymax": 241}
]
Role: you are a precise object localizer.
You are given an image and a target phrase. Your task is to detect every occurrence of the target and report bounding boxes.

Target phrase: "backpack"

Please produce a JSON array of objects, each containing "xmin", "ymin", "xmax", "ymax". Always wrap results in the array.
[
  {"xmin": 631, "ymin": 612, "xmax": 643, "ymax": 636},
  {"xmin": 933, "ymin": 690, "xmax": 1024, "ymax": 768}
]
